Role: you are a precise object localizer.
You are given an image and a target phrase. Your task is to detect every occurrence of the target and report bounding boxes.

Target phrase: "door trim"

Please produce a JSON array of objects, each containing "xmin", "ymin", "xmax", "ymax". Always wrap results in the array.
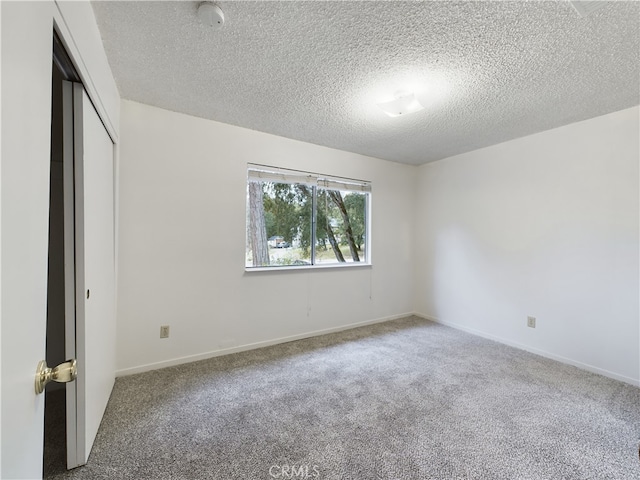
[
  {"xmin": 62, "ymin": 79, "xmax": 79, "ymax": 469},
  {"xmin": 52, "ymin": 2, "xmax": 119, "ymax": 144}
]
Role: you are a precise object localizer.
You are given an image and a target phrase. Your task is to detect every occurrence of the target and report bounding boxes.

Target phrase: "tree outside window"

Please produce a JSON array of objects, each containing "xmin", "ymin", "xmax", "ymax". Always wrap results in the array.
[{"xmin": 246, "ymin": 166, "xmax": 370, "ymax": 268}]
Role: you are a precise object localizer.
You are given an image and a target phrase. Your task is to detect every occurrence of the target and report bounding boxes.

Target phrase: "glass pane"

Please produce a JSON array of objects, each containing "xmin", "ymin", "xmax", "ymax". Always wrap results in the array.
[
  {"xmin": 316, "ymin": 189, "xmax": 367, "ymax": 264},
  {"xmin": 246, "ymin": 181, "xmax": 312, "ymax": 267}
]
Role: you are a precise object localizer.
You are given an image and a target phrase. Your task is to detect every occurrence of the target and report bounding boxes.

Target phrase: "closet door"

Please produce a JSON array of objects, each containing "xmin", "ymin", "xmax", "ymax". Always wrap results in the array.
[{"xmin": 66, "ymin": 81, "xmax": 116, "ymax": 467}]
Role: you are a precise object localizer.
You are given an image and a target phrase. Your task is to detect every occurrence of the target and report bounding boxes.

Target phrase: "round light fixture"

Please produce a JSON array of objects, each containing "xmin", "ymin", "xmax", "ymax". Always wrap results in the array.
[
  {"xmin": 197, "ymin": 2, "xmax": 225, "ymax": 29},
  {"xmin": 376, "ymin": 91, "xmax": 424, "ymax": 117}
]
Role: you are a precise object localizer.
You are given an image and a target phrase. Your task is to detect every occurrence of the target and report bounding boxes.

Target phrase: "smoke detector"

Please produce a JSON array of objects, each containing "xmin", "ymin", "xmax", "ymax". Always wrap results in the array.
[
  {"xmin": 569, "ymin": 1, "xmax": 608, "ymax": 17},
  {"xmin": 197, "ymin": 2, "xmax": 225, "ymax": 29}
]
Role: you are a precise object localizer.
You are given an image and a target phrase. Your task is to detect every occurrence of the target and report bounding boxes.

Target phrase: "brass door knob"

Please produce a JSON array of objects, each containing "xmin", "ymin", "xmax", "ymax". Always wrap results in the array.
[{"xmin": 35, "ymin": 359, "xmax": 77, "ymax": 394}]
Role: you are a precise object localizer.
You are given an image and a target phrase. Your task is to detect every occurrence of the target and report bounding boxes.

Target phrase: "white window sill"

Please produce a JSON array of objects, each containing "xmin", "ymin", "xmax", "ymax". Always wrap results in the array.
[{"xmin": 244, "ymin": 262, "xmax": 372, "ymax": 273}]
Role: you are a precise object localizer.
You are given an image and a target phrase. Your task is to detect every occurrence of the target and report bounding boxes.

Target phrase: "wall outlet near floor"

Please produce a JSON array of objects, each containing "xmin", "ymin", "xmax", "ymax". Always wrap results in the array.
[
  {"xmin": 527, "ymin": 316, "xmax": 536, "ymax": 328},
  {"xmin": 160, "ymin": 325, "xmax": 170, "ymax": 338}
]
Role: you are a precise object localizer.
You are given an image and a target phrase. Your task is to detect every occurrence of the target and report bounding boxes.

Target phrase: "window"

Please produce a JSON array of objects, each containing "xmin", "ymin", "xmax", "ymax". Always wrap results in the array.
[{"xmin": 246, "ymin": 165, "xmax": 371, "ymax": 269}]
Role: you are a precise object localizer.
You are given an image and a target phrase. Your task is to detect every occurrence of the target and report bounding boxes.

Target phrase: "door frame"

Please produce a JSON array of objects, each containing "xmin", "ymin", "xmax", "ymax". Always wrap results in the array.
[
  {"xmin": 61, "ymin": 79, "xmax": 78, "ymax": 469},
  {"xmin": 53, "ymin": 5, "xmax": 119, "ymax": 469},
  {"xmin": 52, "ymin": 3, "xmax": 119, "ymax": 144},
  {"xmin": 53, "ymin": 3, "xmax": 120, "ymax": 471},
  {"xmin": 59, "ymin": 70, "xmax": 117, "ymax": 471}
]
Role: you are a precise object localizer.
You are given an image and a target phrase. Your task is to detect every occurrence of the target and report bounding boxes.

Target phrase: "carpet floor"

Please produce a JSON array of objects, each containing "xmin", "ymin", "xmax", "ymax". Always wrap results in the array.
[{"xmin": 47, "ymin": 316, "xmax": 640, "ymax": 479}]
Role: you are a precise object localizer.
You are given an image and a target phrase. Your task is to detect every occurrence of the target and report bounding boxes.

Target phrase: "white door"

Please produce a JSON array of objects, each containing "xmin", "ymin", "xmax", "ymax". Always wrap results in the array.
[
  {"xmin": 1, "ymin": 3, "xmax": 118, "ymax": 477},
  {"xmin": 64, "ymin": 81, "xmax": 116, "ymax": 468}
]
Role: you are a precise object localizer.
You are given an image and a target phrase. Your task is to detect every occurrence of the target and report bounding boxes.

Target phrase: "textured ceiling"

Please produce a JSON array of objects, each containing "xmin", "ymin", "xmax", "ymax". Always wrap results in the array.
[{"xmin": 92, "ymin": 1, "xmax": 640, "ymax": 165}]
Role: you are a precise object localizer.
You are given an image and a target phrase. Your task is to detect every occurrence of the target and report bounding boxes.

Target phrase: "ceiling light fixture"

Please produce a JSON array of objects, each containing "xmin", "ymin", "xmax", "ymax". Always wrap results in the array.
[
  {"xmin": 376, "ymin": 91, "xmax": 424, "ymax": 117},
  {"xmin": 197, "ymin": 2, "xmax": 225, "ymax": 29}
]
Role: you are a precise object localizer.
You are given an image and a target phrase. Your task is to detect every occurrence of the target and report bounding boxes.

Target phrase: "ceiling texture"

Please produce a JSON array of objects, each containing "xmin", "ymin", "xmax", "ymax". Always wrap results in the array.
[{"xmin": 91, "ymin": 1, "xmax": 640, "ymax": 165}]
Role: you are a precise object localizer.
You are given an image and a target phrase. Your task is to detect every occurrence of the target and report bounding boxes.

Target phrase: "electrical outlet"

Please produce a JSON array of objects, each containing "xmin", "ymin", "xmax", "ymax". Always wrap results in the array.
[
  {"xmin": 160, "ymin": 325, "xmax": 170, "ymax": 338},
  {"xmin": 527, "ymin": 316, "xmax": 536, "ymax": 328}
]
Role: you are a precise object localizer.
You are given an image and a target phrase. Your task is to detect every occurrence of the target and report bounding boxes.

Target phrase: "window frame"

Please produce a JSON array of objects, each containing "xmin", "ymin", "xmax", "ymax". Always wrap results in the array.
[{"xmin": 245, "ymin": 164, "xmax": 372, "ymax": 271}]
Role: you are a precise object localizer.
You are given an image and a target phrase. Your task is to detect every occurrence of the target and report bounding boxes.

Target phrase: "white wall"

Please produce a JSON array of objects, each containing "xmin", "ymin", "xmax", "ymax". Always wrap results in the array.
[
  {"xmin": 414, "ymin": 106, "xmax": 640, "ymax": 385},
  {"xmin": 116, "ymin": 100, "xmax": 415, "ymax": 374},
  {"xmin": 1, "ymin": 1, "xmax": 119, "ymax": 477},
  {"xmin": 1, "ymin": 1, "xmax": 4, "ymax": 473},
  {"xmin": 117, "ymin": 101, "xmax": 639, "ymax": 385}
]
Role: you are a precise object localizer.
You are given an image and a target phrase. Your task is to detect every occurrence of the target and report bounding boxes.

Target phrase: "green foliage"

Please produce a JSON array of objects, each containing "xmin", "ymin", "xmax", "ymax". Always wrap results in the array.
[
  {"xmin": 342, "ymin": 193, "xmax": 366, "ymax": 250},
  {"xmin": 258, "ymin": 181, "xmax": 366, "ymax": 262},
  {"xmin": 263, "ymin": 182, "xmax": 309, "ymax": 244},
  {"xmin": 315, "ymin": 189, "xmax": 336, "ymax": 248}
]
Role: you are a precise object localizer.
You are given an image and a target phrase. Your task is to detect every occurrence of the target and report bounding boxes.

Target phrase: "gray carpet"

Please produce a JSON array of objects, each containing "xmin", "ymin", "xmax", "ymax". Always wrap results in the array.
[{"xmin": 48, "ymin": 316, "xmax": 640, "ymax": 479}]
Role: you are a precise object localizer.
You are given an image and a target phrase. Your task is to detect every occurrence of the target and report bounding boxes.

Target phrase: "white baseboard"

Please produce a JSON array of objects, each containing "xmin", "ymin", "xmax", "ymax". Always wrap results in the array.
[
  {"xmin": 116, "ymin": 312, "xmax": 414, "ymax": 377},
  {"xmin": 413, "ymin": 312, "xmax": 639, "ymax": 387}
]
